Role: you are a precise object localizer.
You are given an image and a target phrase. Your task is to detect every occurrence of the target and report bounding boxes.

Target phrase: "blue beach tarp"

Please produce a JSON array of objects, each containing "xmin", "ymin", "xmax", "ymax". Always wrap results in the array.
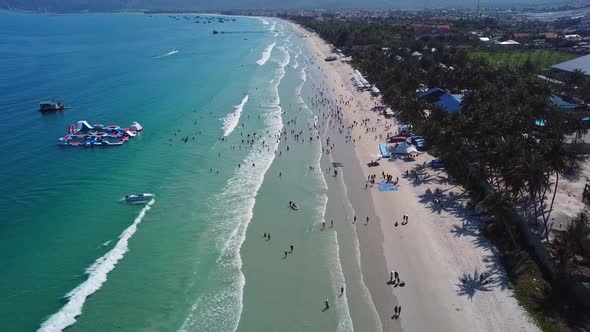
[
  {"xmin": 379, "ymin": 143, "xmax": 390, "ymax": 158},
  {"xmin": 378, "ymin": 182, "xmax": 399, "ymax": 192}
]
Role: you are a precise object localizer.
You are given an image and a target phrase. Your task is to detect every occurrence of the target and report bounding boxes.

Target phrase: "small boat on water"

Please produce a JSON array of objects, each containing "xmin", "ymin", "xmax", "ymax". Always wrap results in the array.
[
  {"xmin": 39, "ymin": 100, "xmax": 67, "ymax": 112},
  {"xmin": 289, "ymin": 201, "xmax": 299, "ymax": 210},
  {"xmin": 125, "ymin": 193, "xmax": 154, "ymax": 204}
]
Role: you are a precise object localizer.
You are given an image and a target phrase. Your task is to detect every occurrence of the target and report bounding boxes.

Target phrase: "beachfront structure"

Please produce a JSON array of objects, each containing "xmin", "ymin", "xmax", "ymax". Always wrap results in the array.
[
  {"xmin": 371, "ymin": 86, "xmax": 380, "ymax": 97},
  {"xmin": 550, "ymin": 94, "xmax": 581, "ymax": 111},
  {"xmin": 394, "ymin": 141, "xmax": 418, "ymax": 156},
  {"xmin": 352, "ymin": 70, "xmax": 371, "ymax": 91},
  {"xmin": 418, "ymin": 87, "xmax": 463, "ymax": 113},
  {"xmin": 497, "ymin": 39, "xmax": 521, "ymax": 46},
  {"xmin": 552, "ymin": 53, "xmax": 590, "ymax": 75},
  {"xmin": 415, "ymin": 25, "xmax": 451, "ymax": 40}
]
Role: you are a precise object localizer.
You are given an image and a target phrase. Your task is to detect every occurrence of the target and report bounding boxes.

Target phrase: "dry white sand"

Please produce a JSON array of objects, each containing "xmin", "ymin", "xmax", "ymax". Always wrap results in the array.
[{"xmin": 291, "ymin": 21, "xmax": 541, "ymax": 332}]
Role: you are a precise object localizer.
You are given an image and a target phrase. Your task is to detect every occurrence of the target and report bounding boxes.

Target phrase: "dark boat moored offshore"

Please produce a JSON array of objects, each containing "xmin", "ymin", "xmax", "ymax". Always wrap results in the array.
[{"xmin": 39, "ymin": 100, "xmax": 66, "ymax": 112}]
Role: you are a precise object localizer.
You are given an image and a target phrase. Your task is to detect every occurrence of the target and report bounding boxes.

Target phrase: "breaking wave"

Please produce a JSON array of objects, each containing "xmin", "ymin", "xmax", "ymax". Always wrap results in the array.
[
  {"xmin": 222, "ymin": 95, "xmax": 249, "ymax": 137},
  {"xmin": 256, "ymin": 41, "xmax": 275, "ymax": 66},
  {"xmin": 37, "ymin": 200, "xmax": 156, "ymax": 332}
]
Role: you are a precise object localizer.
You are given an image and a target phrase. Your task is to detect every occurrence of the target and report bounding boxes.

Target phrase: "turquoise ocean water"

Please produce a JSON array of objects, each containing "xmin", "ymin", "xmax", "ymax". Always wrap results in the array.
[{"xmin": 0, "ymin": 11, "xmax": 379, "ymax": 332}]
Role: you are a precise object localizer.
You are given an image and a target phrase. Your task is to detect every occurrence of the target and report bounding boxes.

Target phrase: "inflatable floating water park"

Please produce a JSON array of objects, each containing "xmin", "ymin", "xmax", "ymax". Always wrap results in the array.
[{"xmin": 57, "ymin": 120, "xmax": 143, "ymax": 147}]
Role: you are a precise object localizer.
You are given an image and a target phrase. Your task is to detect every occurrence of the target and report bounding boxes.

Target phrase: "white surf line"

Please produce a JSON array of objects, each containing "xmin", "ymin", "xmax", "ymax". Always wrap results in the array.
[
  {"xmin": 38, "ymin": 199, "xmax": 156, "ymax": 332},
  {"xmin": 298, "ymin": 64, "xmax": 354, "ymax": 331},
  {"xmin": 178, "ymin": 40, "xmax": 290, "ymax": 332},
  {"xmin": 257, "ymin": 17, "xmax": 269, "ymax": 25},
  {"xmin": 222, "ymin": 95, "xmax": 249, "ymax": 137},
  {"xmin": 312, "ymin": 61, "xmax": 382, "ymax": 330},
  {"xmin": 256, "ymin": 41, "xmax": 276, "ymax": 66},
  {"xmin": 153, "ymin": 50, "xmax": 179, "ymax": 59}
]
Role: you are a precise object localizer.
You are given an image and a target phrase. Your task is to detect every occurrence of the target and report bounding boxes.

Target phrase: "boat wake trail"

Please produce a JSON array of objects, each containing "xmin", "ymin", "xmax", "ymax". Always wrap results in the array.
[
  {"xmin": 153, "ymin": 50, "xmax": 179, "ymax": 58},
  {"xmin": 256, "ymin": 41, "xmax": 275, "ymax": 66},
  {"xmin": 222, "ymin": 95, "xmax": 249, "ymax": 137},
  {"xmin": 37, "ymin": 199, "xmax": 156, "ymax": 332}
]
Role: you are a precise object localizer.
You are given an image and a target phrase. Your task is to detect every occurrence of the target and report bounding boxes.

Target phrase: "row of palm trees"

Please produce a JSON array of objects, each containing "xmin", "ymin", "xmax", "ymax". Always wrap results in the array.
[{"xmin": 293, "ymin": 16, "xmax": 589, "ymax": 287}]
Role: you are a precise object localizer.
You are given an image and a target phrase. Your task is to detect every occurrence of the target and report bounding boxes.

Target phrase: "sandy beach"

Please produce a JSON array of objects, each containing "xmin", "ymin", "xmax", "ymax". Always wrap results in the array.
[{"xmin": 291, "ymin": 21, "xmax": 541, "ymax": 332}]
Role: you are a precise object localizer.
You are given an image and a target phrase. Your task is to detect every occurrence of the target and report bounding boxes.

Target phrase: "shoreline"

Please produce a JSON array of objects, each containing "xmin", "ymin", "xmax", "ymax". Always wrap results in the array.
[{"xmin": 290, "ymin": 21, "xmax": 541, "ymax": 332}]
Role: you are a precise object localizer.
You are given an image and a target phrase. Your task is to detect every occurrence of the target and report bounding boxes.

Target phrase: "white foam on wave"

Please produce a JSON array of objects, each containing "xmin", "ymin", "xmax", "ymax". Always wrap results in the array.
[
  {"xmin": 38, "ymin": 199, "xmax": 156, "ymax": 332},
  {"xmin": 222, "ymin": 95, "xmax": 249, "ymax": 137},
  {"xmin": 297, "ymin": 64, "xmax": 354, "ymax": 331},
  {"xmin": 275, "ymin": 45, "xmax": 291, "ymax": 68},
  {"xmin": 258, "ymin": 17, "xmax": 269, "ymax": 25},
  {"xmin": 256, "ymin": 41, "xmax": 276, "ymax": 66},
  {"xmin": 153, "ymin": 50, "xmax": 179, "ymax": 58},
  {"xmin": 179, "ymin": 36, "xmax": 290, "ymax": 332}
]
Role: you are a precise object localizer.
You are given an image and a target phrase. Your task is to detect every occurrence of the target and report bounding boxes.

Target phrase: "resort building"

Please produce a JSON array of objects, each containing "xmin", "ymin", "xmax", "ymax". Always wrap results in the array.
[
  {"xmin": 552, "ymin": 53, "xmax": 590, "ymax": 75},
  {"xmin": 418, "ymin": 87, "xmax": 463, "ymax": 113}
]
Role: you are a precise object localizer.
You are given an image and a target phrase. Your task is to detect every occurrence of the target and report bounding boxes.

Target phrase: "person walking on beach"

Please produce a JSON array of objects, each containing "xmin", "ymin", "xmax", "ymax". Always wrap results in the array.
[
  {"xmin": 324, "ymin": 299, "xmax": 330, "ymax": 310},
  {"xmin": 390, "ymin": 271, "xmax": 394, "ymax": 282},
  {"xmin": 340, "ymin": 286, "xmax": 344, "ymax": 296}
]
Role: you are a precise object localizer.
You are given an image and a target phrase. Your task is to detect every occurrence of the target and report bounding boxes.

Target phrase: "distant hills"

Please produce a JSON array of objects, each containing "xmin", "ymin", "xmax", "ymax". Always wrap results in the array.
[{"xmin": 0, "ymin": 0, "xmax": 572, "ymax": 12}]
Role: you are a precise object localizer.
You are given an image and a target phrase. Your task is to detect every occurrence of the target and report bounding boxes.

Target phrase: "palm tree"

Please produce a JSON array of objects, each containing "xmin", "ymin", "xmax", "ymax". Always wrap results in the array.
[
  {"xmin": 480, "ymin": 190, "xmax": 519, "ymax": 247},
  {"xmin": 541, "ymin": 136, "xmax": 574, "ymax": 241},
  {"xmin": 554, "ymin": 212, "xmax": 590, "ymax": 278}
]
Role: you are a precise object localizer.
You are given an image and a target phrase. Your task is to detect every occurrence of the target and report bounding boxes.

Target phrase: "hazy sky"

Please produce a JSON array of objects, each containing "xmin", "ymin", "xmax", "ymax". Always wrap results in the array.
[{"xmin": 2, "ymin": 0, "xmax": 571, "ymax": 10}]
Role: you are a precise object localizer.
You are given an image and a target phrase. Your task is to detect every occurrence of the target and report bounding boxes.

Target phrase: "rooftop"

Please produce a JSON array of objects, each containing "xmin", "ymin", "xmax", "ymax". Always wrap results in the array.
[
  {"xmin": 419, "ymin": 87, "xmax": 462, "ymax": 113},
  {"xmin": 552, "ymin": 53, "xmax": 590, "ymax": 74}
]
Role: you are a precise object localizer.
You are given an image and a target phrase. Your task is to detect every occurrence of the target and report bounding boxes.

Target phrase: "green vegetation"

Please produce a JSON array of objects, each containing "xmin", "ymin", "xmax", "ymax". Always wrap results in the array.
[
  {"xmin": 290, "ymin": 16, "xmax": 590, "ymax": 331},
  {"xmin": 484, "ymin": 219, "xmax": 577, "ymax": 332},
  {"xmin": 468, "ymin": 50, "xmax": 576, "ymax": 70}
]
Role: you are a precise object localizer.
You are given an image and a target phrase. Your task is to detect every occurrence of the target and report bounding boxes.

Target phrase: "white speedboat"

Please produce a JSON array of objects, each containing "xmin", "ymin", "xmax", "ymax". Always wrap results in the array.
[{"xmin": 124, "ymin": 193, "xmax": 154, "ymax": 204}]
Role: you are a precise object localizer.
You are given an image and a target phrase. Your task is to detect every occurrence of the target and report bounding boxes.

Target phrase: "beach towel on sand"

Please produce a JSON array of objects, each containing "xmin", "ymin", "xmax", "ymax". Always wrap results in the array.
[{"xmin": 378, "ymin": 182, "xmax": 399, "ymax": 192}]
